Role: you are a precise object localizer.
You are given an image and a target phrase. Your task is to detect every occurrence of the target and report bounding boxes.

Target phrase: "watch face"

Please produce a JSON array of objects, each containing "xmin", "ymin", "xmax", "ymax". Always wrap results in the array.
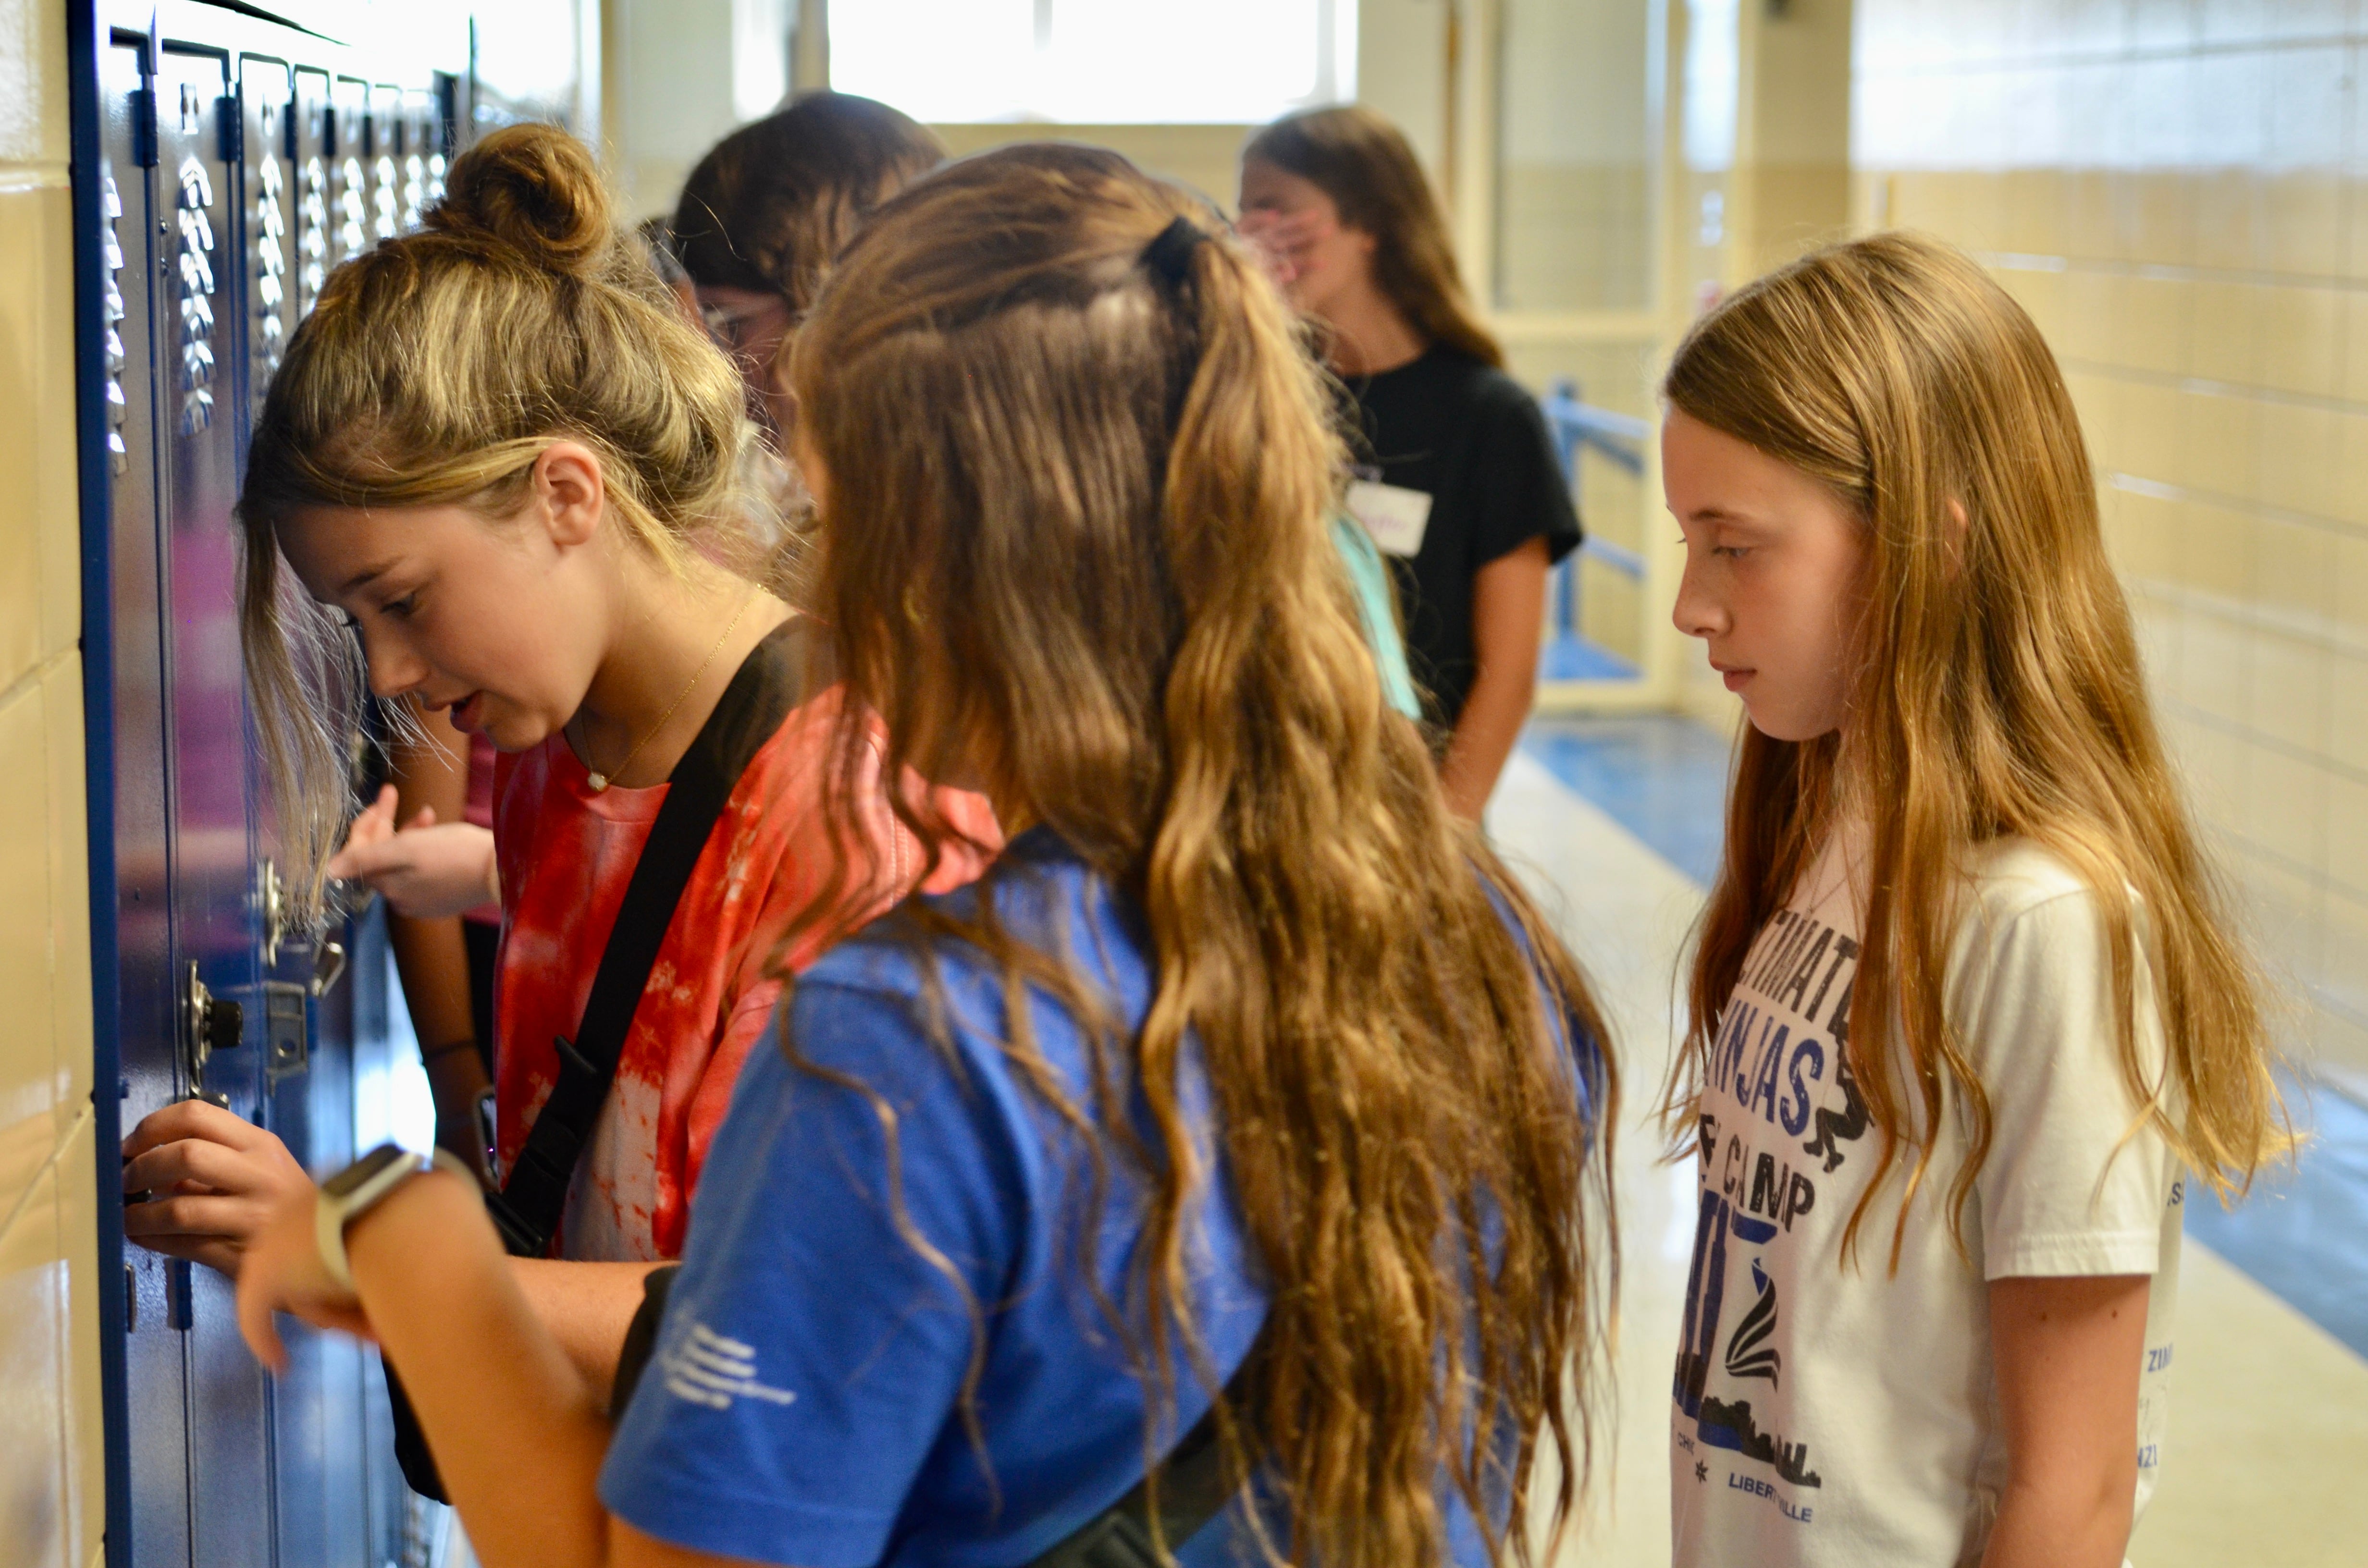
[{"xmin": 322, "ymin": 1142, "xmax": 412, "ymax": 1200}]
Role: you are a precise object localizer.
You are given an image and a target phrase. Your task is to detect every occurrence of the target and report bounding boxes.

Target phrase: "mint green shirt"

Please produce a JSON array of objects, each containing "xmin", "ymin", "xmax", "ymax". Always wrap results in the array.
[{"xmin": 1333, "ymin": 516, "xmax": 1423, "ymax": 721}]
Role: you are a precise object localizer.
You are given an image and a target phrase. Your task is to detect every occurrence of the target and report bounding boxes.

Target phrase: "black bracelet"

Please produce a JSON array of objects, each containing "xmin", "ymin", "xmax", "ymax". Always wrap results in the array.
[{"xmin": 418, "ymin": 1038, "xmax": 479, "ymax": 1067}]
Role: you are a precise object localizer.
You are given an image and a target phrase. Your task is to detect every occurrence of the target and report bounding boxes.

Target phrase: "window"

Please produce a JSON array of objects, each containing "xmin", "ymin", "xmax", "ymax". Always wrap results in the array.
[{"xmin": 828, "ymin": 0, "xmax": 1355, "ymax": 124}]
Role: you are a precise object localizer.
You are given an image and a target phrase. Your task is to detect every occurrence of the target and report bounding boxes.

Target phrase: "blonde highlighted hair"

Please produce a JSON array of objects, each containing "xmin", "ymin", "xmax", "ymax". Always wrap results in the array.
[
  {"xmin": 1665, "ymin": 232, "xmax": 2287, "ymax": 1265},
  {"xmin": 786, "ymin": 144, "xmax": 1616, "ymax": 1567},
  {"xmin": 237, "ymin": 124, "xmax": 764, "ymax": 918}
]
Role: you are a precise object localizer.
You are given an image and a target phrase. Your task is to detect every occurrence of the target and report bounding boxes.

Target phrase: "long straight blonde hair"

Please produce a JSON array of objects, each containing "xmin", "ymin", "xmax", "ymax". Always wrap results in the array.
[
  {"xmin": 1666, "ymin": 232, "xmax": 2286, "ymax": 1265},
  {"xmin": 785, "ymin": 144, "xmax": 1616, "ymax": 1567}
]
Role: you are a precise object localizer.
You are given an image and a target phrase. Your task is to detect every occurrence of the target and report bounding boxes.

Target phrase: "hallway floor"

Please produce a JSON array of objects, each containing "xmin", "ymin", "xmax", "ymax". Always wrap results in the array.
[{"xmin": 1497, "ymin": 717, "xmax": 2368, "ymax": 1568}]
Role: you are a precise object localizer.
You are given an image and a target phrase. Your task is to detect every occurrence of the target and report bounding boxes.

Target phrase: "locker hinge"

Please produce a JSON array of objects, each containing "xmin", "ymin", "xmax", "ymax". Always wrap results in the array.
[
  {"xmin": 216, "ymin": 93, "xmax": 241, "ymax": 165},
  {"xmin": 129, "ymin": 86, "xmax": 157, "ymax": 167}
]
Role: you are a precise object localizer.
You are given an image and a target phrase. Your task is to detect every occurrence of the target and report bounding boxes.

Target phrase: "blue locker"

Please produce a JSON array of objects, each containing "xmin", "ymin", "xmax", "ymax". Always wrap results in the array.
[{"xmin": 66, "ymin": 3, "xmax": 551, "ymax": 1563}]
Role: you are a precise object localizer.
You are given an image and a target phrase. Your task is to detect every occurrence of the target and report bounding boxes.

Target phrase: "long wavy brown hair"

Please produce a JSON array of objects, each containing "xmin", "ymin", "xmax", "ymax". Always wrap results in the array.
[
  {"xmin": 783, "ymin": 144, "xmax": 1617, "ymax": 1567},
  {"xmin": 1244, "ymin": 105, "xmax": 1503, "ymax": 368},
  {"xmin": 1665, "ymin": 233, "xmax": 2288, "ymax": 1265}
]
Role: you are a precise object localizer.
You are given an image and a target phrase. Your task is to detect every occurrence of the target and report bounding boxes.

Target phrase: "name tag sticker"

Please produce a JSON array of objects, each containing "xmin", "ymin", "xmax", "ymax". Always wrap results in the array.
[{"xmin": 1346, "ymin": 480, "xmax": 1434, "ymax": 558}]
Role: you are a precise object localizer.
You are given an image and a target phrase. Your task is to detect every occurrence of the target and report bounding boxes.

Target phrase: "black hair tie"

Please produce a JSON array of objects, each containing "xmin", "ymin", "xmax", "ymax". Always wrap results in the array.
[{"xmin": 1141, "ymin": 216, "xmax": 1206, "ymax": 288}]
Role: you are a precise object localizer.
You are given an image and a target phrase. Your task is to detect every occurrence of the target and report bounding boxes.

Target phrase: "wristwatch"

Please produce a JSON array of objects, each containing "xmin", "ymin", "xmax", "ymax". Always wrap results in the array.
[{"xmin": 315, "ymin": 1142, "xmax": 471, "ymax": 1290}]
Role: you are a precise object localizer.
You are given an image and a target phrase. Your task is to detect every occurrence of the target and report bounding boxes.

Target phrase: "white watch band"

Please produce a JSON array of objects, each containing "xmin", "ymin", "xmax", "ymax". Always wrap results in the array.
[{"xmin": 314, "ymin": 1145, "xmax": 470, "ymax": 1291}]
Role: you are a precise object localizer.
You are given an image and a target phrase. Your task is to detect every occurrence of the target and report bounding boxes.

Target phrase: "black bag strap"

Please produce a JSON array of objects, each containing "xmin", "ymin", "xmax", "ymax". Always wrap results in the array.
[
  {"xmin": 1024, "ymin": 1325, "xmax": 1267, "ymax": 1568},
  {"xmin": 604, "ymin": 1265, "xmax": 1269, "ymax": 1568},
  {"xmin": 484, "ymin": 617, "xmax": 814, "ymax": 1258},
  {"xmin": 607, "ymin": 1262, "xmax": 682, "ymax": 1419}
]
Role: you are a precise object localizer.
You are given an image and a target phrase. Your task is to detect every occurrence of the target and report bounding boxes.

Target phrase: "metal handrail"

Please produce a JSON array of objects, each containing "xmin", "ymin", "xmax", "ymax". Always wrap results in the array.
[
  {"xmin": 1542, "ymin": 378, "xmax": 1653, "ymax": 468},
  {"xmin": 1538, "ymin": 380, "xmax": 1652, "ymax": 673}
]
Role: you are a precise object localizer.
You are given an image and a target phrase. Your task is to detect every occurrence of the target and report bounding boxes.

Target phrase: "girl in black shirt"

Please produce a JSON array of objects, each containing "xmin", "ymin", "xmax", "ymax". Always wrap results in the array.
[{"xmin": 1242, "ymin": 106, "xmax": 1581, "ymax": 819}]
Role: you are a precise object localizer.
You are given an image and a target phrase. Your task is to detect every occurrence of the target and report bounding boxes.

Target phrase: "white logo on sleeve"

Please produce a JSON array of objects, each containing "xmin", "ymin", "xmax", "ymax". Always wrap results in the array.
[{"xmin": 662, "ymin": 1321, "xmax": 799, "ymax": 1411}]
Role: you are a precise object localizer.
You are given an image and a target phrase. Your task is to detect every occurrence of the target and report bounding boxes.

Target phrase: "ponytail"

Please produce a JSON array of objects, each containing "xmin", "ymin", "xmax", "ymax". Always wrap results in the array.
[{"xmin": 786, "ymin": 144, "xmax": 1615, "ymax": 1568}]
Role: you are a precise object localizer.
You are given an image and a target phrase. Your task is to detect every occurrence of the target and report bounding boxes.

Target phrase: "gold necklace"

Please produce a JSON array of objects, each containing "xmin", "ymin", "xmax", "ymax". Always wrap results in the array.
[{"xmin": 580, "ymin": 593, "xmax": 755, "ymax": 793}]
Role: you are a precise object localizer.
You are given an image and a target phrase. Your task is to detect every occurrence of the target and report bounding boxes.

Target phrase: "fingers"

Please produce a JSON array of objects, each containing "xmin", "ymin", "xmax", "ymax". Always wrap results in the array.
[
  {"xmin": 235, "ymin": 1190, "xmax": 371, "ymax": 1372},
  {"xmin": 122, "ymin": 1097, "xmax": 270, "ymax": 1161},
  {"xmin": 1266, "ymin": 207, "xmax": 1328, "ymax": 245},
  {"xmin": 405, "ymin": 805, "xmax": 438, "ymax": 829},
  {"xmin": 349, "ymin": 784, "xmax": 398, "ymax": 845},
  {"xmin": 123, "ymin": 1135, "xmax": 284, "ymax": 1199},
  {"xmin": 325, "ymin": 834, "xmax": 409, "ymax": 884},
  {"xmin": 123, "ymin": 1191, "xmax": 267, "ymax": 1247},
  {"xmin": 326, "ymin": 785, "xmax": 400, "ymax": 874},
  {"xmin": 237, "ymin": 1270, "xmax": 289, "ymax": 1372}
]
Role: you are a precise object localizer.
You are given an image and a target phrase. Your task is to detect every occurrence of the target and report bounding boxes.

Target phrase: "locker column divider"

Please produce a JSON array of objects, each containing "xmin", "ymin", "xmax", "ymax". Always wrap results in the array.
[{"xmin": 64, "ymin": 0, "xmax": 136, "ymax": 1560}]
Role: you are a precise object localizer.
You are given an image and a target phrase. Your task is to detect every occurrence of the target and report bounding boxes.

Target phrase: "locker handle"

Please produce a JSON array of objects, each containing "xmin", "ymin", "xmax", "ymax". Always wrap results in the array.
[{"xmin": 311, "ymin": 940, "xmax": 346, "ymax": 998}]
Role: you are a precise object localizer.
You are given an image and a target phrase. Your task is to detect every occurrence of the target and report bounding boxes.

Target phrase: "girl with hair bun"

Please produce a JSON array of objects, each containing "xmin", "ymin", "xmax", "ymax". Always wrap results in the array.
[
  {"xmin": 120, "ymin": 123, "xmax": 992, "ymax": 1439},
  {"xmin": 1659, "ymin": 232, "xmax": 2287, "ymax": 1567},
  {"xmin": 228, "ymin": 142, "xmax": 1618, "ymax": 1568}
]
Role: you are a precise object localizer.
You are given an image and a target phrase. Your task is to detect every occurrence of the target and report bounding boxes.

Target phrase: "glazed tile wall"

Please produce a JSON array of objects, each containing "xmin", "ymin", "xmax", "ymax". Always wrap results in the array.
[
  {"xmin": 1855, "ymin": 0, "xmax": 2368, "ymax": 1090},
  {"xmin": 0, "ymin": 0, "xmax": 104, "ymax": 1564}
]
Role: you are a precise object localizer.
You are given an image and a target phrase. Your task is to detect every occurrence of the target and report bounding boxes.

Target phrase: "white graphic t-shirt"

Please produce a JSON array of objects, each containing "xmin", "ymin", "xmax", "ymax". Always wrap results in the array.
[{"xmin": 1670, "ymin": 833, "xmax": 2182, "ymax": 1568}]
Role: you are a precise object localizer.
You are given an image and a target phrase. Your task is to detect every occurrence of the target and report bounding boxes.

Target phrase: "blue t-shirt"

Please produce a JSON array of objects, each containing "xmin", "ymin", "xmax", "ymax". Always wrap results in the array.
[{"xmin": 601, "ymin": 829, "xmax": 1574, "ymax": 1566}]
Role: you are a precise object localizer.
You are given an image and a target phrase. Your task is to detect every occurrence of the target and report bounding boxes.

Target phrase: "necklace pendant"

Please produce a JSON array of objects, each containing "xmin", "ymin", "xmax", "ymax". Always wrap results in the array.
[{"xmin": 587, "ymin": 772, "xmax": 609, "ymax": 793}]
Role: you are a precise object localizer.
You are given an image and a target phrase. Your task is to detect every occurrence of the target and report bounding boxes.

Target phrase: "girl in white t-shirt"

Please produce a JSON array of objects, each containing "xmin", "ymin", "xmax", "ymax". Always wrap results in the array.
[{"xmin": 1658, "ymin": 232, "xmax": 2288, "ymax": 1568}]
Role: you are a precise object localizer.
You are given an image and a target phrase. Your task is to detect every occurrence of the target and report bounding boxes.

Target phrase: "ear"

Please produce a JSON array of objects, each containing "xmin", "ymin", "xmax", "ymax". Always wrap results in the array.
[{"xmin": 531, "ymin": 440, "xmax": 608, "ymax": 550}]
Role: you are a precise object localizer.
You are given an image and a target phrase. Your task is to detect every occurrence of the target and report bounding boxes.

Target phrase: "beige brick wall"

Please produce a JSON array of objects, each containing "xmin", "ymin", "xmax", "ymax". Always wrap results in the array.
[
  {"xmin": 930, "ymin": 122, "xmax": 1255, "ymax": 213},
  {"xmin": 1855, "ymin": 0, "xmax": 2368, "ymax": 1089},
  {"xmin": 0, "ymin": 0, "xmax": 105, "ymax": 1564}
]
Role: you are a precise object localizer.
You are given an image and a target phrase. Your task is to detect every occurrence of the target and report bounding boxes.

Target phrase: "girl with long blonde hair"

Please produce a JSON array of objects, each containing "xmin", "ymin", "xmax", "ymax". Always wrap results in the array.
[
  {"xmin": 230, "ymin": 143, "xmax": 1618, "ymax": 1568},
  {"xmin": 1660, "ymin": 232, "xmax": 2285, "ymax": 1568}
]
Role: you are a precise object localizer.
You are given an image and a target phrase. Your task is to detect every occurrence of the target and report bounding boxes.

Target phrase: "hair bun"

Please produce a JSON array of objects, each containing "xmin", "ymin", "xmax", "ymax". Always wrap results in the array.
[{"xmin": 429, "ymin": 123, "xmax": 615, "ymax": 275}]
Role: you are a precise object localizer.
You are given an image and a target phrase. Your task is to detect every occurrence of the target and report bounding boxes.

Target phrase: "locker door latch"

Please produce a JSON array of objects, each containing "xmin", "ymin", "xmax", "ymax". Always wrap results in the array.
[
  {"xmin": 263, "ymin": 982, "xmax": 308, "ymax": 1085},
  {"xmin": 310, "ymin": 939, "xmax": 346, "ymax": 997},
  {"xmin": 181, "ymin": 962, "xmax": 242, "ymax": 1107}
]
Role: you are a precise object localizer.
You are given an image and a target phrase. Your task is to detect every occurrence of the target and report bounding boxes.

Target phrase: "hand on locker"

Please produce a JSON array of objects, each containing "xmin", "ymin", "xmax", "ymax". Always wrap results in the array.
[
  {"xmin": 231, "ymin": 1180, "xmax": 376, "ymax": 1372},
  {"xmin": 121, "ymin": 1099, "xmax": 313, "ymax": 1278},
  {"xmin": 328, "ymin": 782, "xmax": 499, "ymax": 919}
]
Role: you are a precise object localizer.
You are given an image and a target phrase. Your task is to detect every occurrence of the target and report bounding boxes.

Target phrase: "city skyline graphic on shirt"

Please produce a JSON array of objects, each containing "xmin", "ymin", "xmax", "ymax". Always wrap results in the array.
[{"xmin": 1675, "ymin": 898, "xmax": 1865, "ymax": 1506}]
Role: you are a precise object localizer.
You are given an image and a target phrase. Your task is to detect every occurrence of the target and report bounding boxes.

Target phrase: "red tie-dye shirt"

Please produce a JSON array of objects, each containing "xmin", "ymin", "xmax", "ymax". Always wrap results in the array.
[{"xmin": 490, "ymin": 682, "xmax": 994, "ymax": 1261}]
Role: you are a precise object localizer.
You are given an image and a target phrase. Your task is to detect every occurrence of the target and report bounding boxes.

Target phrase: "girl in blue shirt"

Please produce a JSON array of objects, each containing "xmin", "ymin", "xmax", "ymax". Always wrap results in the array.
[{"xmin": 234, "ymin": 142, "xmax": 1617, "ymax": 1568}]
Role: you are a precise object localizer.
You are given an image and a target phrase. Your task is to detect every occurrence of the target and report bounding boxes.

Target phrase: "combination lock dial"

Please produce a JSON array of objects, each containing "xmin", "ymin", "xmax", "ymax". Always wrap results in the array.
[
  {"xmin": 182, "ymin": 963, "xmax": 243, "ymax": 1106},
  {"xmin": 202, "ymin": 994, "xmax": 244, "ymax": 1056}
]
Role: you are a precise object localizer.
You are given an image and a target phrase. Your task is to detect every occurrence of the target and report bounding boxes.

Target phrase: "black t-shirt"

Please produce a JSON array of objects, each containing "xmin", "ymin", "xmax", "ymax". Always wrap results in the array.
[{"xmin": 1342, "ymin": 347, "xmax": 1583, "ymax": 730}]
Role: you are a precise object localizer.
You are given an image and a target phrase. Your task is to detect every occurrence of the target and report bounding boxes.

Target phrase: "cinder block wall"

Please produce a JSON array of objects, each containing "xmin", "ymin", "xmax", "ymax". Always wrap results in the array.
[
  {"xmin": 1856, "ymin": 0, "xmax": 2368, "ymax": 1094},
  {"xmin": 0, "ymin": 1, "xmax": 105, "ymax": 1565}
]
